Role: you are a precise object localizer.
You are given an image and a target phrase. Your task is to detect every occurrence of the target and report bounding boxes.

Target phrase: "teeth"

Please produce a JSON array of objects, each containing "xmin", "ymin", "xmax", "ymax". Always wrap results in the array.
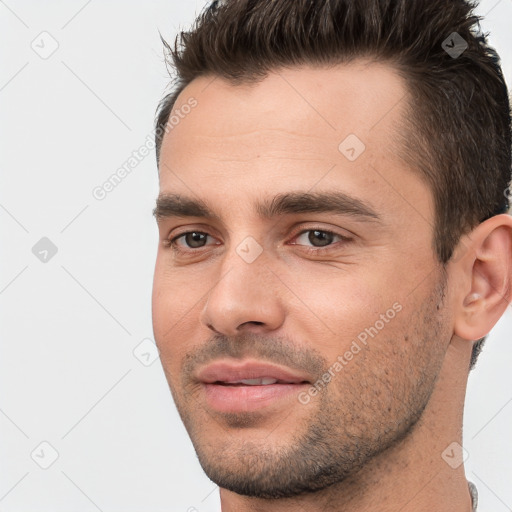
[{"xmin": 238, "ymin": 378, "xmax": 278, "ymax": 385}]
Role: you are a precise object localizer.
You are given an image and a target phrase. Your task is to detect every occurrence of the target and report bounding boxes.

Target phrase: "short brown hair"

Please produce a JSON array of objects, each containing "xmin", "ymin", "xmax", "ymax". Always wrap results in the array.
[{"xmin": 154, "ymin": 0, "xmax": 511, "ymax": 368}]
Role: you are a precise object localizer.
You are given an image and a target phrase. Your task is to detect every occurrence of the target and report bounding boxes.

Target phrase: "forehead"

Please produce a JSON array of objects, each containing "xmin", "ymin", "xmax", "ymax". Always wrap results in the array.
[
  {"xmin": 165, "ymin": 60, "xmax": 407, "ymax": 148},
  {"xmin": 157, "ymin": 61, "xmax": 433, "ymax": 229}
]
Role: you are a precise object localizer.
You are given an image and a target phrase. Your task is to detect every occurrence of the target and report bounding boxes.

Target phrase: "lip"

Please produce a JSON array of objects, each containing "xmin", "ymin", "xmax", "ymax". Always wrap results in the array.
[
  {"xmin": 196, "ymin": 359, "xmax": 311, "ymax": 413},
  {"xmin": 196, "ymin": 360, "xmax": 311, "ymax": 384}
]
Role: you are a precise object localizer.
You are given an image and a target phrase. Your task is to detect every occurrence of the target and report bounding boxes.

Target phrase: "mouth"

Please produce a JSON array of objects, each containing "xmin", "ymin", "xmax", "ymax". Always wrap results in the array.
[
  {"xmin": 215, "ymin": 377, "xmax": 306, "ymax": 385},
  {"xmin": 195, "ymin": 360, "xmax": 312, "ymax": 413}
]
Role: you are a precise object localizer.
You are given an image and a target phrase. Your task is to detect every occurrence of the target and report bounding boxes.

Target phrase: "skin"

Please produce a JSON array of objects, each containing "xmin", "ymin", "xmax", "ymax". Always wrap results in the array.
[{"xmin": 152, "ymin": 61, "xmax": 512, "ymax": 511}]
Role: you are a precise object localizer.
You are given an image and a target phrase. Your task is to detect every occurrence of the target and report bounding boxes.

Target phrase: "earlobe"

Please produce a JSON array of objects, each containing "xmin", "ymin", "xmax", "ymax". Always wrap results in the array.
[{"xmin": 453, "ymin": 215, "xmax": 512, "ymax": 341}]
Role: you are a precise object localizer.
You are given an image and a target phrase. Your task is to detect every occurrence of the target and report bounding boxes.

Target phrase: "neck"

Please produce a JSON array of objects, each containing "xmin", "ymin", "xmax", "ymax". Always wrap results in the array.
[{"xmin": 220, "ymin": 338, "xmax": 474, "ymax": 512}]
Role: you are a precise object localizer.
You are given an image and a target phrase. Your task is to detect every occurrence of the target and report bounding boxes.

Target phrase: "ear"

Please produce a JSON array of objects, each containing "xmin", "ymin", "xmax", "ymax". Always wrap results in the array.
[{"xmin": 453, "ymin": 214, "xmax": 512, "ymax": 341}]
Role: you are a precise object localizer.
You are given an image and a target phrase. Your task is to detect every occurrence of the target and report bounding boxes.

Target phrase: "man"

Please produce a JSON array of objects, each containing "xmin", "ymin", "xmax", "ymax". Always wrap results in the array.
[{"xmin": 151, "ymin": 0, "xmax": 511, "ymax": 510}]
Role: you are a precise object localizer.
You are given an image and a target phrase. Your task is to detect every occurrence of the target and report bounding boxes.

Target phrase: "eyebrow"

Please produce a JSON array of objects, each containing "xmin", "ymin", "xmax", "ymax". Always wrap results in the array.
[{"xmin": 153, "ymin": 191, "xmax": 381, "ymax": 223}]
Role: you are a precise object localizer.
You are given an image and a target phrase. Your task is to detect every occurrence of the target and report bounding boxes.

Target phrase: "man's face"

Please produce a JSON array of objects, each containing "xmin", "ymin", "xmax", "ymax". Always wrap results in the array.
[{"xmin": 152, "ymin": 62, "xmax": 453, "ymax": 497}]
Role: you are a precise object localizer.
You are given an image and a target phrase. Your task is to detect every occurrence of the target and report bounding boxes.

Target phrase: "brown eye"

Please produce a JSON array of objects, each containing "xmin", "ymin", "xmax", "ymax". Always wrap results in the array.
[
  {"xmin": 289, "ymin": 227, "xmax": 353, "ymax": 255},
  {"xmin": 307, "ymin": 230, "xmax": 335, "ymax": 247},
  {"xmin": 181, "ymin": 232, "xmax": 208, "ymax": 248},
  {"xmin": 294, "ymin": 229, "xmax": 342, "ymax": 248},
  {"xmin": 165, "ymin": 231, "xmax": 215, "ymax": 252}
]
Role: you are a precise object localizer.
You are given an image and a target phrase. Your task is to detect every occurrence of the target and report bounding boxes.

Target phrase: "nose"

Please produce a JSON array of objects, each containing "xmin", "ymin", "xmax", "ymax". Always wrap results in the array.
[{"xmin": 199, "ymin": 244, "xmax": 286, "ymax": 337}]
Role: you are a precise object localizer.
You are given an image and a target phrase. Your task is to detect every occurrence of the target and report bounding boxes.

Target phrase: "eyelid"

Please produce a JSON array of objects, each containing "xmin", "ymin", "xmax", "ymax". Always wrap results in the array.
[
  {"xmin": 287, "ymin": 222, "xmax": 354, "ymax": 242},
  {"xmin": 165, "ymin": 223, "xmax": 221, "ymax": 244},
  {"xmin": 165, "ymin": 230, "xmax": 219, "ymax": 249},
  {"xmin": 291, "ymin": 229, "xmax": 349, "ymax": 242},
  {"xmin": 287, "ymin": 225, "xmax": 353, "ymax": 252}
]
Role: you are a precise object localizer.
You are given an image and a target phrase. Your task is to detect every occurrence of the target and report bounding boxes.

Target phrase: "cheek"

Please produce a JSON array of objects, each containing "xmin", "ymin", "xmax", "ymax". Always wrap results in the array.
[
  {"xmin": 151, "ymin": 248, "xmax": 426, "ymax": 365},
  {"xmin": 280, "ymin": 263, "xmax": 401, "ymax": 340},
  {"xmin": 152, "ymin": 254, "xmax": 206, "ymax": 324},
  {"xmin": 152, "ymin": 262, "xmax": 200, "ymax": 371}
]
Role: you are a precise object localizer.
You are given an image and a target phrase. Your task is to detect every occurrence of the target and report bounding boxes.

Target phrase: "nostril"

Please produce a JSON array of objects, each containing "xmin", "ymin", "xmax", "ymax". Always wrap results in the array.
[
  {"xmin": 239, "ymin": 321, "xmax": 264, "ymax": 328},
  {"xmin": 206, "ymin": 323, "xmax": 222, "ymax": 334}
]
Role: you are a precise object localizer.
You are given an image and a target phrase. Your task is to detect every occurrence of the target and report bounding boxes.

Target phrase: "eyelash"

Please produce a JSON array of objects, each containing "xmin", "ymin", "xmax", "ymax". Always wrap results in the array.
[{"xmin": 163, "ymin": 227, "xmax": 352, "ymax": 255}]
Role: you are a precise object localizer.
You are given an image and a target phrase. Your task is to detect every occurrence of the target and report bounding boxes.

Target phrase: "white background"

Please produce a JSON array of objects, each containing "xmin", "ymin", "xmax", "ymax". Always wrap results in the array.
[{"xmin": 1, "ymin": 1, "xmax": 511, "ymax": 511}]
